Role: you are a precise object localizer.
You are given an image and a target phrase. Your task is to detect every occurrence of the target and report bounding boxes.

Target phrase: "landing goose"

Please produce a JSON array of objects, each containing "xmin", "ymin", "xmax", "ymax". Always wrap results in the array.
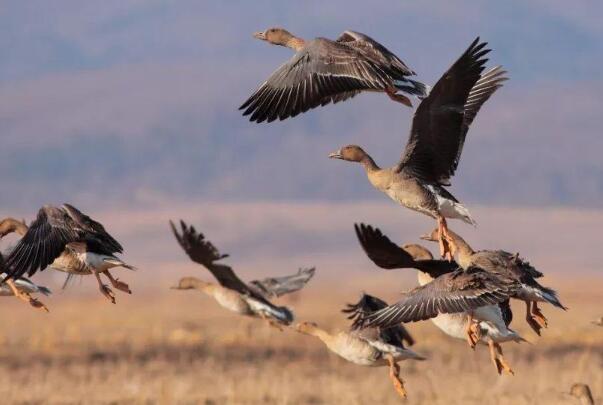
[
  {"xmin": 170, "ymin": 220, "xmax": 315, "ymax": 327},
  {"xmin": 329, "ymin": 38, "xmax": 507, "ymax": 259},
  {"xmin": 240, "ymin": 28, "xmax": 427, "ymax": 123},
  {"xmin": 355, "ymin": 223, "xmax": 524, "ymax": 374},
  {"xmin": 1, "ymin": 206, "xmax": 134, "ymax": 304},
  {"xmin": 421, "ymin": 227, "xmax": 566, "ymax": 336},
  {"xmin": 295, "ymin": 293, "xmax": 424, "ymax": 398}
]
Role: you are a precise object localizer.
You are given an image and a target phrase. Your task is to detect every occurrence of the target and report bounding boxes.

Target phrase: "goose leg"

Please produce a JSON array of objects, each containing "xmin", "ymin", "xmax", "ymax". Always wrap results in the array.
[
  {"xmin": 488, "ymin": 340, "xmax": 503, "ymax": 374},
  {"xmin": 525, "ymin": 301, "xmax": 543, "ymax": 336},
  {"xmin": 94, "ymin": 272, "xmax": 116, "ymax": 304},
  {"xmin": 103, "ymin": 271, "xmax": 132, "ymax": 294},
  {"xmin": 385, "ymin": 86, "xmax": 412, "ymax": 107},
  {"xmin": 530, "ymin": 302, "xmax": 548, "ymax": 329},
  {"xmin": 386, "ymin": 354, "xmax": 407, "ymax": 398},
  {"xmin": 437, "ymin": 217, "xmax": 454, "ymax": 261},
  {"xmin": 5, "ymin": 279, "xmax": 49, "ymax": 312},
  {"xmin": 493, "ymin": 342, "xmax": 514, "ymax": 376},
  {"xmin": 465, "ymin": 312, "xmax": 480, "ymax": 349}
]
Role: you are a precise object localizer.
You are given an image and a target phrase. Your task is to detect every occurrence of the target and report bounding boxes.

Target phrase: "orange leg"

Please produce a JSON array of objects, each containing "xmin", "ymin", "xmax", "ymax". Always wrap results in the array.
[
  {"xmin": 386, "ymin": 354, "xmax": 407, "ymax": 398},
  {"xmin": 494, "ymin": 342, "xmax": 514, "ymax": 376},
  {"xmin": 525, "ymin": 301, "xmax": 546, "ymax": 336},
  {"xmin": 465, "ymin": 313, "xmax": 480, "ymax": 349},
  {"xmin": 94, "ymin": 272, "xmax": 116, "ymax": 304},
  {"xmin": 531, "ymin": 302, "xmax": 548, "ymax": 329},
  {"xmin": 5, "ymin": 279, "xmax": 49, "ymax": 312},
  {"xmin": 385, "ymin": 86, "xmax": 412, "ymax": 107},
  {"xmin": 437, "ymin": 217, "xmax": 454, "ymax": 261},
  {"xmin": 103, "ymin": 271, "xmax": 131, "ymax": 294}
]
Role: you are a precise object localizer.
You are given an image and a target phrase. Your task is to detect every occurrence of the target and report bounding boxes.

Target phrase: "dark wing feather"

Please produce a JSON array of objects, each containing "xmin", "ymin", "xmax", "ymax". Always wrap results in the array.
[
  {"xmin": 249, "ymin": 267, "xmax": 315, "ymax": 299},
  {"xmin": 354, "ymin": 223, "xmax": 457, "ymax": 278},
  {"xmin": 170, "ymin": 220, "xmax": 270, "ymax": 303},
  {"xmin": 62, "ymin": 204, "xmax": 123, "ymax": 253},
  {"xmin": 398, "ymin": 38, "xmax": 506, "ymax": 184},
  {"xmin": 5, "ymin": 207, "xmax": 84, "ymax": 279},
  {"xmin": 240, "ymin": 39, "xmax": 397, "ymax": 123},
  {"xmin": 342, "ymin": 293, "xmax": 415, "ymax": 347},
  {"xmin": 499, "ymin": 299, "xmax": 513, "ymax": 326},
  {"xmin": 355, "ymin": 268, "xmax": 517, "ymax": 329}
]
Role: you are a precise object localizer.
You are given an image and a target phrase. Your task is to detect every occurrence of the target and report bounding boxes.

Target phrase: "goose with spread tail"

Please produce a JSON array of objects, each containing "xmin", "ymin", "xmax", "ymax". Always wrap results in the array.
[
  {"xmin": 329, "ymin": 38, "xmax": 507, "ymax": 260},
  {"xmin": 170, "ymin": 220, "xmax": 315, "ymax": 327},
  {"xmin": 354, "ymin": 223, "xmax": 525, "ymax": 374},
  {"xmin": 421, "ymin": 227, "xmax": 566, "ymax": 336},
  {"xmin": 295, "ymin": 293, "xmax": 423, "ymax": 398},
  {"xmin": 241, "ymin": 27, "xmax": 427, "ymax": 123},
  {"xmin": 1, "ymin": 207, "xmax": 134, "ymax": 304}
]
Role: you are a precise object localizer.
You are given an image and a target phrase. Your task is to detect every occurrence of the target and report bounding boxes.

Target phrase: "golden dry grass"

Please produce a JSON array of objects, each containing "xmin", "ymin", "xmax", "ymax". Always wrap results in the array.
[{"xmin": 0, "ymin": 276, "xmax": 600, "ymax": 405}]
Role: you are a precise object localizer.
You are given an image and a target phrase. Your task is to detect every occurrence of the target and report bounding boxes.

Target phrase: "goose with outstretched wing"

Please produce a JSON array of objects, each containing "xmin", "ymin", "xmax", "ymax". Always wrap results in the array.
[
  {"xmin": 329, "ymin": 38, "xmax": 507, "ymax": 260},
  {"xmin": 170, "ymin": 220, "xmax": 315, "ymax": 327},
  {"xmin": 354, "ymin": 223, "xmax": 523, "ymax": 375},
  {"xmin": 1, "ymin": 207, "xmax": 134, "ymax": 305},
  {"xmin": 240, "ymin": 28, "xmax": 427, "ymax": 123}
]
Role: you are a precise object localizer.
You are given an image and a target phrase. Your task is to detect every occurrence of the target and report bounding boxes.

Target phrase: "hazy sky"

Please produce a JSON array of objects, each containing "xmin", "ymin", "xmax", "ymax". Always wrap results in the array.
[{"xmin": 1, "ymin": 1, "xmax": 602, "ymax": 211}]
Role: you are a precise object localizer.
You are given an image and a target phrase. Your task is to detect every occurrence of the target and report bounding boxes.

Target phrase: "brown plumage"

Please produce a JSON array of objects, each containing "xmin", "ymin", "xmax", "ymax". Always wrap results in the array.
[
  {"xmin": 329, "ymin": 38, "xmax": 507, "ymax": 259},
  {"xmin": 170, "ymin": 220, "xmax": 315, "ymax": 325},
  {"xmin": 421, "ymin": 227, "xmax": 566, "ymax": 336},
  {"xmin": 241, "ymin": 27, "xmax": 427, "ymax": 123}
]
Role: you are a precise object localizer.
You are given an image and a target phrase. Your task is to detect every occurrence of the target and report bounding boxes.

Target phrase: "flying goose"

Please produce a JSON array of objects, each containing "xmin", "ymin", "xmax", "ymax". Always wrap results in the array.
[
  {"xmin": 421, "ymin": 227, "xmax": 566, "ymax": 336},
  {"xmin": 170, "ymin": 220, "xmax": 315, "ymax": 327},
  {"xmin": 295, "ymin": 293, "xmax": 424, "ymax": 398},
  {"xmin": 0, "ymin": 251, "xmax": 50, "ymax": 311},
  {"xmin": 355, "ymin": 223, "xmax": 524, "ymax": 374},
  {"xmin": 1, "ymin": 206, "xmax": 134, "ymax": 304},
  {"xmin": 329, "ymin": 38, "xmax": 507, "ymax": 259},
  {"xmin": 240, "ymin": 28, "xmax": 427, "ymax": 123}
]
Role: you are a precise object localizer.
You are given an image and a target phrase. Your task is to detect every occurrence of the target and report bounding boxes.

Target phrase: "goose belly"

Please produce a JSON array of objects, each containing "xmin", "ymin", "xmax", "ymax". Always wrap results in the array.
[
  {"xmin": 327, "ymin": 334, "xmax": 381, "ymax": 367},
  {"xmin": 431, "ymin": 307, "xmax": 520, "ymax": 344},
  {"xmin": 212, "ymin": 289, "xmax": 252, "ymax": 315}
]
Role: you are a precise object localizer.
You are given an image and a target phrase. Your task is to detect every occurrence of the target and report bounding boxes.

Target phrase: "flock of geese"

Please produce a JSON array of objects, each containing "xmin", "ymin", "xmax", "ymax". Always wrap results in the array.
[{"xmin": 0, "ymin": 27, "xmax": 596, "ymax": 402}]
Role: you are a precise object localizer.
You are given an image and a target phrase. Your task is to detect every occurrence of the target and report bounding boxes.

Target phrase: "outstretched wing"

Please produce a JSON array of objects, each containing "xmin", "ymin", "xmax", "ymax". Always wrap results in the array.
[
  {"xmin": 249, "ymin": 267, "xmax": 315, "ymax": 298},
  {"xmin": 355, "ymin": 268, "xmax": 517, "ymax": 329},
  {"xmin": 170, "ymin": 220, "xmax": 269, "ymax": 303},
  {"xmin": 240, "ymin": 39, "xmax": 402, "ymax": 123},
  {"xmin": 5, "ymin": 205, "xmax": 121, "ymax": 279},
  {"xmin": 354, "ymin": 223, "xmax": 457, "ymax": 278},
  {"xmin": 398, "ymin": 38, "xmax": 507, "ymax": 185},
  {"xmin": 343, "ymin": 293, "xmax": 415, "ymax": 347}
]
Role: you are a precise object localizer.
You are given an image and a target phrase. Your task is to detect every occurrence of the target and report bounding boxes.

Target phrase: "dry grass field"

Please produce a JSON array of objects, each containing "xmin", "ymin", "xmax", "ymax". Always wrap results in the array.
[{"xmin": 0, "ymin": 275, "xmax": 600, "ymax": 405}]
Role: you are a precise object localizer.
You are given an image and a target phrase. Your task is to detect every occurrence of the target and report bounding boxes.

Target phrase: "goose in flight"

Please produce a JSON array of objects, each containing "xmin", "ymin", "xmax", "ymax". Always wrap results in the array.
[
  {"xmin": 240, "ymin": 28, "xmax": 427, "ymax": 123},
  {"xmin": 0, "ymin": 251, "xmax": 51, "ymax": 311},
  {"xmin": 421, "ymin": 227, "xmax": 566, "ymax": 336},
  {"xmin": 329, "ymin": 38, "xmax": 507, "ymax": 259},
  {"xmin": 1, "ymin": 207, "xmax": 134, "ymax": 304},
  {"xmin": 170, "ymin": 220, "xmax": 315, "ymax": 327},
  {"xmin": 295, "ymin": 293, "xmax": 424, "ymax": 398},
  {"xmin": 354, "ymin": 223, "xmax": 524, "ymax": 374}
]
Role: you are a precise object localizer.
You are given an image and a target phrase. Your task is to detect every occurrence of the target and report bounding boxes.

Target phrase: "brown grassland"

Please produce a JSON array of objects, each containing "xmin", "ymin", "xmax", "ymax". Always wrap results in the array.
[{"xmin": 0, "ymin": 275, "xmax": 600, "ymax": 405}]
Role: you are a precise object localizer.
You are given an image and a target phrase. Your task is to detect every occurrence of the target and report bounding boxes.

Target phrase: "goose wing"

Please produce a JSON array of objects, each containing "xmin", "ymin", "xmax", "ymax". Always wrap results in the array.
[
  {"xmin": 343, "ymin": 293, "xmax": 415, "ymax": 347},
  {"xmin": 336, "ymin": 30, "xmax": 415, "ymax": 77},
  {"xmin": 240, "ymin": 38, "xmax": 401, "ymax": 123},
  {"xmin": 355, "ymin": 268, "xmax": 517, "ymax": 329},
  {"xmin": 397, "ymin": 38, "xmax": 507, "ymax": 185},
  {"xmin": 5, "ymin": 205, "xmax": 122, "ymax": 279},
  {"xmin": 355, "ymin": 223, "xmax": 456, "ymax": 277},
  {"xmin": 170, "ymin": 220, "xmax": 270, "ymax": 303},
  {"xmin": 249, "ymin": 267, "xmax": 315, "ymax": 298}
]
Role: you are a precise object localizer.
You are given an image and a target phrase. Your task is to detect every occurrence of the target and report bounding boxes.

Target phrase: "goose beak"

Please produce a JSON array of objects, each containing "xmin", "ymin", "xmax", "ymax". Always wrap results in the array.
[
  {"xmin": 253, "ymin": 31, "xmax": 266, "ymax": 40},
  {"xmin": 328, "ymin": 150, "xmax": 343, "ymax": 159}
]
